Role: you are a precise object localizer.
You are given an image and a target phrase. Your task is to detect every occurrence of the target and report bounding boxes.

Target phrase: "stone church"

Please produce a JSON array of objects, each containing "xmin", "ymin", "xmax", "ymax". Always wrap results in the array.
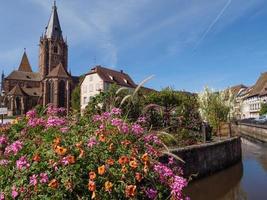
[{"xmin": 2, "ymin": 3, "xmax": 79, "ymax": 116}]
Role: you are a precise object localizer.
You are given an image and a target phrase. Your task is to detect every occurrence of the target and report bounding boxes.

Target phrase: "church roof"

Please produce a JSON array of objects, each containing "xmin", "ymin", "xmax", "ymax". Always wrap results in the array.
[
  {"xmin": 47, "ymin": 63, "xmax": 70, "ymax": 78},
  {"xmin": 45, "ymin": 2, "xmax": 62, "ymax": 39},
  {"xmin": 7, "ymin": 84, "xmax": 26, "ymax": 96},
  {"xmin": 18, "ymin": 52, "xmax": 32, "ymax": 72},
  {"xmin": 5, "ymin": 71, "xmax": 41, "ymax": 82},
  {"xmin": 22, "ymin": 87, "xmax": 42, "ymax": 97}
]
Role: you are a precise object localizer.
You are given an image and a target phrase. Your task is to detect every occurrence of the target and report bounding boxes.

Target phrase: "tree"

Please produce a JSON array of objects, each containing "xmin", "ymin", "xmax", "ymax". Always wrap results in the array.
[
  {"xmin": 71, "ymin": 86, "xmax": 80, "ymax": 112},
  {"xmin": 260, "ymin": 103, "xmax": 267, "ymax": 116},
  {"xmin": 198, "ymin": 87, "xmax": 233, "ymax": 135}
]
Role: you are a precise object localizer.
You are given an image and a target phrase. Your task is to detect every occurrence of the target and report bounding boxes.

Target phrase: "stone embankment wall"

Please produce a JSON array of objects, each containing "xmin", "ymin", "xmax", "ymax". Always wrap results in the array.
[
  {"xmin": 169, "ymin": 137, "xmax": 242, "ymax": 179},
  {"xmin": 238, "ymin": 123, "xmax": 267, "ymax": 143}
]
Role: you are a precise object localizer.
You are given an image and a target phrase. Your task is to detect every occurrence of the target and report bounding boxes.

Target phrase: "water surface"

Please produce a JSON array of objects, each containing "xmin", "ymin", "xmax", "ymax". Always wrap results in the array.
[{"xmin": 184, "ymin": 138, "xmax": 267, "ymax": 200}]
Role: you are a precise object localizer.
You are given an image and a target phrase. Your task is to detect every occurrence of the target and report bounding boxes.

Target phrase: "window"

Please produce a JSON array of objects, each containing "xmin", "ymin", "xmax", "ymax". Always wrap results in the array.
[
  {"xmin": 83, "ymin": 97, "xmax": 87, "ymax": 104},
  {"xmin": 109, "ymin": 75, "xmax": 113, "ymax": 80},
  {"xmin": 96, "ymin": 83, "xmax": 99, "ymax": 91},
  {"xmin": 54, "ymin": 46, "xmax": 58, "ymax": 54},
  {"xmin": 83, "ymin": 86, "xmax": 87, "ymax": 93},
  {"xmin": 89, "ymin": 84, "xmax": 93, "ymax": 92}
]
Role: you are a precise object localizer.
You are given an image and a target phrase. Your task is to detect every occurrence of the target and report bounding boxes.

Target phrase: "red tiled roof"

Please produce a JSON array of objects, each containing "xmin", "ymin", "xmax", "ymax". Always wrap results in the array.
[{"xmin": 85, "ymin": 66, "xmax": 136, "ymax": 88}]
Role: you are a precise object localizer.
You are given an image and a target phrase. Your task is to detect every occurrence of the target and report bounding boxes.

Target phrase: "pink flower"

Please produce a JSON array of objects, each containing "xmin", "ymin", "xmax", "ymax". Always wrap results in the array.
[
  {"xmin": 11, "ymin": 186, "xmax": 18, "ymax": 199},
  {"xmin": 87, "ymin": 138, "xmax": 97, "ymax": 148},
  {"xmin": 0, "ymin": 159, "xmax": 10, "ymax": 166},
  {"xmin": 47, "ymin": 105, "xmax": 66, "ymax": 116},
  {"xmin": 61, "ymin": 156, "xmax": 69, "ymax": 166},
  {"xmin": 111, "ymin": 108, "xmax": 121, "ymax": 115},
  {"xmin": 111, "ymin": 118, "xmax": 123, "ymax": 127},
  {"xmin": 0, "ymin": 192, "xmax": 5, "ymax": 200},
  {"xmin": 16, "ymin": 156, "xmax": 30, "ymax": 170},
  {"xmin": 26, "ymin": 109, "xmax": 36, "ymax": 119},
  {"xmin": 46, "ymin": 116, "xmax": 66, "ymax": 128},
  {"xmin": 102, "ymin": 112, "xmax": 111, "ymax": 119},
  {"xmin": 153, "ymin": 163, "xmax": 174, "ymax": 183},
  {"xmin": 170, "ymin": 175, "xmax": 188, "ymax": 200},
  {"xmin": 120, "ymin": 123, "xmax": 129, "ymax": 133},
  {"xmin": 60, "ymin": 127, "xmax": 69, "ymax": 133},
  {"xmin": 93, "ymin": 115, "xmax": 102, "ymax": 122},
  {"xmin": 40, "ymin": 173, "xmax": 49, "ymax": 184},
  {"xmin": 143, "ymin": 134, "xmax": 161, "ymax": 145},
  {"xmin": 0, "ymin": 135, "xmax": 8, "ymax": 145},
  {"xmin": 137, "ymin": 116, "xmax": 146, "ymax": 124},
  {"xmin": 131, "ymin": 123, "xmax": 144, "ymax": 136},
  {"xmin": 145, "ymin": 188, "xmax": 158, "ymax": 199},
  {"xmin": 27, "ymin": 118, "xmax": 46, "ymax": 127},
  {"xmin": 4, "ymin": 141, "xmax": 23, "ymax": 156},
  {"xmin": 29, "ymin": 174, "xmax": 38, "ymax": 186}
]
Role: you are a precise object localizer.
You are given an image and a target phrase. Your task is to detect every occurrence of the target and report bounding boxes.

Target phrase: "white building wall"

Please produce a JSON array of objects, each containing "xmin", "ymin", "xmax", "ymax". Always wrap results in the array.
[{"xmin": 80, "ymin": 73, "xmax": 103, "ymax": 113}]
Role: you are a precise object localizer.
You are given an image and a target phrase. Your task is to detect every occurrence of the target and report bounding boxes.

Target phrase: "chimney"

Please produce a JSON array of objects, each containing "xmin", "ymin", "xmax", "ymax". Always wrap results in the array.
[{"xmin": 120, "ymin": 70, "xmax": 123, "ymax": 73}]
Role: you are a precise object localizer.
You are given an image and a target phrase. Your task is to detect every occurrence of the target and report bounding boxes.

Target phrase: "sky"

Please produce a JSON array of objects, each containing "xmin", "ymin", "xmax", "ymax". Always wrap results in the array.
[{"xmin": 1, "ymin": 0, "xmax": 267, "ymax": 92}]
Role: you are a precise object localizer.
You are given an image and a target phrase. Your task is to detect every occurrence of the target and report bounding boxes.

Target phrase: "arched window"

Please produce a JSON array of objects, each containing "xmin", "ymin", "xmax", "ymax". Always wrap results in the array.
[
  {"xmin": 54, "ymin": 45, "xmax": 58, "ymax": 54},
  {"xmin": 59, "ymin": 80, "xmax": 65, "ymax": 108},
  {"xmin": 47, "ymin": 81, "xmax": 54, "ymax": 104}
]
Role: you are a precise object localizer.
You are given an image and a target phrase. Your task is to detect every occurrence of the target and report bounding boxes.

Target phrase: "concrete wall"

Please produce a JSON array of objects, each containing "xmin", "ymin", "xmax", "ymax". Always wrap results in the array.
[
  {"xmin": 238, "ymin": 123, "xmax": 267, "ymax": 143},
  {"xmin": 169, "ymin": 137, "xmax": 242, "ymax": 179}
]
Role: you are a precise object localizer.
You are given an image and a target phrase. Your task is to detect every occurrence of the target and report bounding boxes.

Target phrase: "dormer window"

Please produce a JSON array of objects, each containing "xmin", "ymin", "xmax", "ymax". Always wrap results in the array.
[
  {"xmin": 109, "ymin": 75, "xmax": 113, "ymax": 80},
  {"xmin": 124, "ymin": 79, "xmax": 128, "ymax": 84}
]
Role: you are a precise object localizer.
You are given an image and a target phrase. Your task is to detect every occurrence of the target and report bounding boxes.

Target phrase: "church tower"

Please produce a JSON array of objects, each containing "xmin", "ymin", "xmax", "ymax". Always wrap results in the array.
[
  {"xmin": 39, "ymin": 1, "xmax": 68, "ymax": 79},
  {"xmin": 40, "ymin": 2, "xmax": 71, "ymax": 111}
]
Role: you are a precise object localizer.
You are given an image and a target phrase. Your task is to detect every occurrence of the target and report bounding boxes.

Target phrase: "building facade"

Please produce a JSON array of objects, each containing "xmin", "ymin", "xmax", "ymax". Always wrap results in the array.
[
  {"xmin": 2, "ymin": 3, "xmax": 78, "ymax": 116},
  {"xmin": 80, "ymin": 66, "xmax": 137, "ymax": 113},
  {"xmin": 231, "ymin": 72, "xmax": 267, "ymax": 119}
]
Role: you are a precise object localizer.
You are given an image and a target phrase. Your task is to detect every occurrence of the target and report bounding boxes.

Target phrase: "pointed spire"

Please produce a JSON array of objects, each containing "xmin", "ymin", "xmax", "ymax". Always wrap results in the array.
[
  {"xmin": 45, "ymin": 1, "xmax": 62, "ymax": 39},
  {"xmin": 18, "ymin": 50, "xmax": 32, "ymax": 72}
]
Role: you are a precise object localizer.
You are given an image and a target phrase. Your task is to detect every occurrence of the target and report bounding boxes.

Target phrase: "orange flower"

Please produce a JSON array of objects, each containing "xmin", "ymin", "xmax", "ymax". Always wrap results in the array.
[
  {"xmin": 75, "ymin": 141, "xmax": 82, "ymax": 148},
  {"xmin": 141, "ymin": 153, "xmax": 149, "ymax": 163},
  {"xmin": 67, "ymin": 155, "xmax": 75, "ymax": 164},
  {"xmin": 129, "ymin": 160, "xmax": 138, "ymax": 169},
  {"xmin": 99, "ymin": 134, "xmax": 106, "ymax": 142},
  {"xmin": 48, "ymin": 179, "xmax": 58, "ymax": 189},
  {"xmin": 108, "ymin": 143, "xmax": 114, "ymax": 151},
  {"xmin": 135, "ymin": 172, "xmax": 143, "ymax": 182},
  {"xmin": 88, "ymin": 180, "xmax": 96, "ymax": 191},
  {"xmin": 104, "ymin": 181, "xmax": 113, "ymax": 192},
  {"xmin": 53, "ymin": 137, "xmax": 61, "ymax": 145},
  {"xmin": 78, "ymin": 149, "xmax": 84, "ymax": 158},
  {"xmin": 106, "ymin": 158, "xmax": 114, "ymax": 165},
  {"xmin": 121, "ymin": 165, "xmax": 128, "ymax": 174},
  {"xmin": 125, "ymin": 185, "xmax": 136, "ymax": 197},
  {"xmin": 118, "ymin": 156, "xmax": 129, "ymax": 165},
  {"xmin": 32, "ymin": 154, "xmax": 41, "ymax": 162},
  {"xmin": 55, "ymin": 146, "xmax": 67, "ymax": 156},
  {"xmin": 143, "ymin": 164, "xmax": 149, "ymax": 174},
  {"xmin": 64, "ymin": 181, "xmax": 73, "ymax": 191},
  {"xmin": 121, "ymin": 140, "xmax": 131, "ymax": 146},
  {"xmin": 89, "ymin": 172, "xmax": 96, "ymax": 180},
  {"xmin": 98, "ymin": 165, "xmax": 106, "ymax": 175}
]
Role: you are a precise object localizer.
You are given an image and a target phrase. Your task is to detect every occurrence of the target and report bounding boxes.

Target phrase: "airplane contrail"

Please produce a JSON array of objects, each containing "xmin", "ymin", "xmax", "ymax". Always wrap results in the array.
[{"xmin": 193, "ymin": 0, "xmax": 232, "ymax": 51}]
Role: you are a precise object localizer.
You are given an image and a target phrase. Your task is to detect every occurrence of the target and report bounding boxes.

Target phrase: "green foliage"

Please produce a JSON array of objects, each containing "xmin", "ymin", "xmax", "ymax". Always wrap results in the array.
[
  {"xmin": 71, "ymin": 86, "xmax": 81, "ymax": 112},
  {"xmin": 260, "ymin": 103, "xmax": 267, "ymax": 116},
  {"xmin": 198, "ymin": 87, "xmax": 233, "ymax": 135},
  {"xmin": 0, "ymin": 106, "xmax": 188, "ymax": 199}
]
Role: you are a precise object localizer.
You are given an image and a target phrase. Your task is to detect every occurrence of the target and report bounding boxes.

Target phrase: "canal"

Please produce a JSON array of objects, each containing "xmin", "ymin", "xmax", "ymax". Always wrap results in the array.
[{"xmin": 184, "ymin": 138, "xmax": 267, "ymax": 200}]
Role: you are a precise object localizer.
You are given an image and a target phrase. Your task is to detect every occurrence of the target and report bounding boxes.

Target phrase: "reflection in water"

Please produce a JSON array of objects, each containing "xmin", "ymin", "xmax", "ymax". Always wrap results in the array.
[{"xmin": 184, "ymin": 138, "xmax": 267, "ymax": 200}]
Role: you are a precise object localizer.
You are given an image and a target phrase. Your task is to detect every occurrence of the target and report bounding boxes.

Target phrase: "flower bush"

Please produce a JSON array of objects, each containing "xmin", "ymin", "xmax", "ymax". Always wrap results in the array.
[{"xmin": 0, "ymin": 105, "xmax": 189, "ymax": 199}]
